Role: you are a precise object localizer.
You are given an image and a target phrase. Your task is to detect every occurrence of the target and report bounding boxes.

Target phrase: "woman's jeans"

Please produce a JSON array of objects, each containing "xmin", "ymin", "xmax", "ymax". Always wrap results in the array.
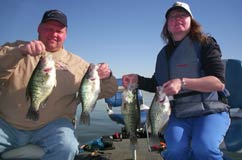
[
  {"xmin": 0, "ymin": 118, "xmax": 79, "ymax": 160},
  {"xmin": 163, "ymin": 112, "xmax": 231, "ymax": 160}
]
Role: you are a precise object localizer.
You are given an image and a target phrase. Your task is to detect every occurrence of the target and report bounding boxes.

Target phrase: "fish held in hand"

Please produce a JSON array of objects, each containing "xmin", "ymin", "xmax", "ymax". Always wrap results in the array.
[
  {"xmin": 147, "ymin": 86, "xmax": 171, "ymax": 141},
  {"xmin": 79, "ymin": 63, "xmax": 100, "ymax": 125},
  {"xmin": 26, "ymin": 53, "xmax": 57, "ymax": 121},
  {"xmin": 121, "ymin": 85, "xmax": 140, "ymax": 147}
]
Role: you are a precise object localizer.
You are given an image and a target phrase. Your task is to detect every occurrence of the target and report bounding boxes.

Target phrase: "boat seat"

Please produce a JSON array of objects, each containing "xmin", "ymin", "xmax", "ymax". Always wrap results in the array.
[
  {"xmin": 105, "ymin": 78, "xmax": 149, "ymax": 127},
  {"xmin": 222, "ymin": 59, "xmax": 242, "ymax": 152}
]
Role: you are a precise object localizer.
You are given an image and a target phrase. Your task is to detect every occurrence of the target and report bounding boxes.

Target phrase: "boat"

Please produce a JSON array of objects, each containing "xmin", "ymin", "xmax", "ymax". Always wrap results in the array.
[{"xmin": 1, "ymin": 59, "xmax": 242, "ymax": 160}]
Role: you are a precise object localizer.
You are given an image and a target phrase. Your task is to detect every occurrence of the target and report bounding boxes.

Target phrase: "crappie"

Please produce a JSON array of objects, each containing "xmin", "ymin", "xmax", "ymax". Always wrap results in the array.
[
  {"xmin": 26, "ymin": 53, "xmax": 56, "ymax": 121},
  {"xmin": 121, "ymin": 85, "xmax": 140, "ymax": 147},
  {"xmin": 147, "ymin": 86, "xmax": 171, "ymax": 138},
  {"xmin": 78, "ymin": 63, "xmax": 100, "ymax": 125}
]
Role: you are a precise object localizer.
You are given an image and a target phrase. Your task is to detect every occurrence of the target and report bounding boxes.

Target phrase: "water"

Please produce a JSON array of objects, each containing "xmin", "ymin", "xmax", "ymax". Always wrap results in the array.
[{"xmin": 74, "ymin": 91, "xmax": 154, "ymax": 145}]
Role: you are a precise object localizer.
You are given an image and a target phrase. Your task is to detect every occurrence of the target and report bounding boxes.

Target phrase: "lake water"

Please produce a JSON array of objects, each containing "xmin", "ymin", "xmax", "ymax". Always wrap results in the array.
[{"xmin": 74, "ymin": 91, "xmax": 154, "ymax": 145}]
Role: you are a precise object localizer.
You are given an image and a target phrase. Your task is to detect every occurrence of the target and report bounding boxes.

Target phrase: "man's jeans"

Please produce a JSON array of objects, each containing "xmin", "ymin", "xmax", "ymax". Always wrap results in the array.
[{"xmin": 0, "ymin": 118, "xmax": 79, "ymax": 160}]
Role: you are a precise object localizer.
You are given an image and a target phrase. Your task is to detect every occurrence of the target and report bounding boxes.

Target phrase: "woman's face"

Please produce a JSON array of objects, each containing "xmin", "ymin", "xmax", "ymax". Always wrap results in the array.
[{"xmin": 167, "ymin": 9, "xmax": 191, "ymax": 41}]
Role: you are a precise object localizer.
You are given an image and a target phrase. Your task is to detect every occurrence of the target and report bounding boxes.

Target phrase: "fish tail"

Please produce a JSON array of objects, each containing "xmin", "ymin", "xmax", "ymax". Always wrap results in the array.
[
  {"xmin": 26, "ymin": 106, "xmax": 39, "ymax": 121},
  {"xmin": 150, "ymin": 134, "xmax": 160, "ymax": 146},
  {"xmin": 129, "ymin": 133, "xmax": 138, "ymax": 146},
  {"xmin": 80, "ymin": 111, "xmax": 90, "ymax": 125}
]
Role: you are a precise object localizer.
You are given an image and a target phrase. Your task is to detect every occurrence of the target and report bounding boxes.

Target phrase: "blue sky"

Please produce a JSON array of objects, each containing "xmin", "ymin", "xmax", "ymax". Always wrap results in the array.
[{"xmin": 1, "ymin": 0, "xmax": 241, "ymax": 78}]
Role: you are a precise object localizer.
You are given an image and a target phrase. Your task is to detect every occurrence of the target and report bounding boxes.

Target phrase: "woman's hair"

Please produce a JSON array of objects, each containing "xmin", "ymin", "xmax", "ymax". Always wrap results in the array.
[{"xmin": 161, "ymin": 18, "xmax": 209, "ymax": 53}]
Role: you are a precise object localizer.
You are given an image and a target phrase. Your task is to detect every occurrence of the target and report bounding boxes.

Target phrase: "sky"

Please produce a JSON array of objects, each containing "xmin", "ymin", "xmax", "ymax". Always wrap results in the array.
[{"xmin": 1, "ymin": 0, "xmax": 241, "ymax": 78}]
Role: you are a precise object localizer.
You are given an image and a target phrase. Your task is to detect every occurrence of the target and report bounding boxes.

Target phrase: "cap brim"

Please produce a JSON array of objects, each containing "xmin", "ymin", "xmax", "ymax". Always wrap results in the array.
[
  {"xmin": 165, "ymin": 6, "xmax": 191, "ymax": 18},
  {"xmin": 42, "ymin": 18, "xmax": 67, "ymax": 27}
]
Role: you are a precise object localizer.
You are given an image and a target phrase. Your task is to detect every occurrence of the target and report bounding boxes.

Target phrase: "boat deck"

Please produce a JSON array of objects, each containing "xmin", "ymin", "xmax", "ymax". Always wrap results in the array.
[
  {"xmin": 75, "ymin": 138, "xmax": 163, "ymax": 160},
  {"xmin": 75, "ymin": 138, "xmax": 242, "ymax": 160}
]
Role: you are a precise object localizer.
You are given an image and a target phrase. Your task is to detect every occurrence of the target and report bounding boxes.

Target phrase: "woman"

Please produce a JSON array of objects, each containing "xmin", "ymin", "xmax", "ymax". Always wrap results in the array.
[{"xmin": 122, "ymin": 2, "xmax": 230, "ymax": 160}]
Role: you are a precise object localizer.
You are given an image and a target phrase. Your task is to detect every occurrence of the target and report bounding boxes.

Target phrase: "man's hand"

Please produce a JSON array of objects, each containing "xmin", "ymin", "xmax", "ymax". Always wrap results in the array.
[
  {"xmin": 97, "ymin": 63, "xmax": 112, "ymax": 79},
  {"xmin": 19, "ymin": 40, "xmax": 46, "ymax": 56}
]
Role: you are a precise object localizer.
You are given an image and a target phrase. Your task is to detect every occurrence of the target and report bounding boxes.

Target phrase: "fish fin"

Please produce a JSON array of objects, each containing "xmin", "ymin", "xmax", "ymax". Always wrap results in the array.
[
  {"xmin": 80, "ymin": 111, "xmax": 90, "ymax": 126},
  {"xmin": 145, "ymin": 119, "xmax": 151, "ymax": 133},
  {"xmin": 26, "ymin": 106, "xmax": 39, "ymax": 121},
  {"xmin": 25, "ymin": 86, "xmax": 31, "ymax": 101},
  {"xmin": 135, "ymin": 89, "xmax": 141, "ymax": 124},
  {"xmin": 25, "ymin": 94, "xmax": 30, "ymax": 101},
  {"xmin": 130, "ymin": 133, "xmax": 138, "ymax": 146},
  {"xmin": 90, "ymin": 101, "xmax": 97, "ymax": 112},
  {"xmin": 41, "ymin": 98, "xmax": 49, "ymax": 108},
  {"xmin": 149, "ymin": 134, "xmax": 160, "ymax": 147}
]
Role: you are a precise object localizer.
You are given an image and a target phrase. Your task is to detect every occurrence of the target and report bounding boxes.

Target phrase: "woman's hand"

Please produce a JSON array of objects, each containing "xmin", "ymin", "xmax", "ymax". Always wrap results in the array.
[
  {"xmin": 122, "ymin": 74, "xmax": 138, "ymax": 88},
  {"xmin": 163, "ymin": 78, "xmax": 182, "ymax": 96}
]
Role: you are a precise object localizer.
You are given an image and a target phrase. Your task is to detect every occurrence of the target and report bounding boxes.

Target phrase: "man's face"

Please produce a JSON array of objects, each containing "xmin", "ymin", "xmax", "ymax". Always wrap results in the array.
[{"xmin": 38, "ymin": 20, "xmax": 67, "ymax": 52}]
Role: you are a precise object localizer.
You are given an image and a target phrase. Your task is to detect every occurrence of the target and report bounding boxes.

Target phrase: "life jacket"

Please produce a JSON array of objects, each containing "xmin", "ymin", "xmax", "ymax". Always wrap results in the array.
[{"xmin": 154, "ymin": 37, "xmax": 229, "ymax": 118}]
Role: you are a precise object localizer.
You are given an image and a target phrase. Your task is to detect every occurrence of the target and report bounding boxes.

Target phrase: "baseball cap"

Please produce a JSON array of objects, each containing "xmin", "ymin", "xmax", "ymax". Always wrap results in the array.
[
  {"xmin": 41, "ymin": 9, "xmax": 67, "ymax": 27},
  {"xmin": 165, "ymin": 1, "xmax": 193, "ymax": 19}
]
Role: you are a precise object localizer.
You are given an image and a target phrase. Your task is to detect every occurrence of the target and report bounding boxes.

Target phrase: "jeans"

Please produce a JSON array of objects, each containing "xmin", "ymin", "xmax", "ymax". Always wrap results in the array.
[
  {"xmin": 163, "ymin": 112, "xmax": 230, "ymax": 160},
  {"xmin": 0, "ymin": 118, "xmax": 79, "ymax": 160}
]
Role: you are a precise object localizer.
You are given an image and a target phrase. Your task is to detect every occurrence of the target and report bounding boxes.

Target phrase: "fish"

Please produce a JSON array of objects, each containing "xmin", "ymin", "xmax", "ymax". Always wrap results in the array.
[
  {"xmin": 146, "ymin": 86, "xmax": 171, "ymax": 146},
  {"xmin": 121, "ymin": 84, "xmax": 140, "ymax": 147},
  {"xmin": 26, "ymin": 53, "xmax": 57, "ymax": 121},
  {"xmin": 78, "ymin": 63, "xmax": 100, "ymax": 125}
]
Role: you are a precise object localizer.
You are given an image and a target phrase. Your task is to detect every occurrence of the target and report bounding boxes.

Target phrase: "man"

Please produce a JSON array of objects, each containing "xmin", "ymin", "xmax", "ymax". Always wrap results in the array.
[{"xmin": 0, "ymin": 9, "xmax": 118, "ymax": 160}]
